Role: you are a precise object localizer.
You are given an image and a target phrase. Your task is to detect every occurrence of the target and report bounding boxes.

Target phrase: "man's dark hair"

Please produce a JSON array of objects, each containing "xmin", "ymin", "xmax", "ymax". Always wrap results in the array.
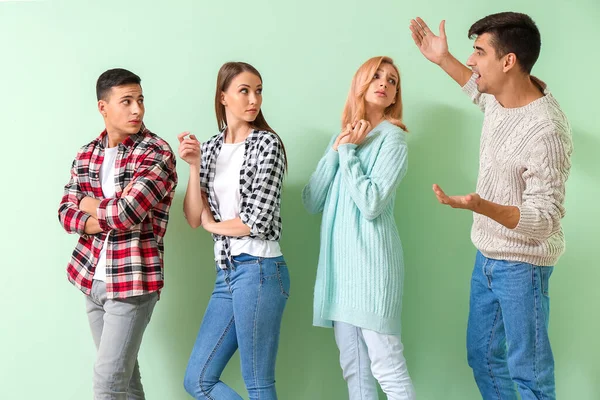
[
  {"xmin": 468, "ymin": 12, "xmax": 541, "ymax": 74},
  {"xmin": 96, "ymin": 68, "xmax": 141, "ymax": 101}
]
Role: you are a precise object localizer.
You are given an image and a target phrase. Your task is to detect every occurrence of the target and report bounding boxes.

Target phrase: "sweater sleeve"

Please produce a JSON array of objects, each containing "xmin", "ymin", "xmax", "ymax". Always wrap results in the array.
[
  {"xmin": 512, "ymin": 125, "xmax": 572, "ymax": 240},
  {"xmin": 462, "ymin": 73, "xmax": 488, "ymax": 112},
  {"xmin": 337, "ymin": 130, "xmax": 408, "ymax": 221},
  {"xmin": 302, "ymin": 136, "xmax": 340, "ymax": 214}
]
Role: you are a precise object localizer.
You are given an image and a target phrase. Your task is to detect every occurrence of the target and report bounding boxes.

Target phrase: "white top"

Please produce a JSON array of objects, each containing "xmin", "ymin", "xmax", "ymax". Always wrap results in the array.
[
  {"xmin": 93, "ymin": 145, "xmax": 119, "ymax": 281},
  {"xmin": 213, "ymin": 142, "xmax": 281, "ymax": 259},
  {"xmin": 463, "ymin": 74, "xmax": 572, "ymax": 266}
]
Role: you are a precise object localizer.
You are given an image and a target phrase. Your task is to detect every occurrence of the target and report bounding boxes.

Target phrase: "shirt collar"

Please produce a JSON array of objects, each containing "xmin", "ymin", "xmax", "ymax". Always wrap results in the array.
[{"xmin": 95, "ymin": 125, "xmax": 148, "ymax": 149}]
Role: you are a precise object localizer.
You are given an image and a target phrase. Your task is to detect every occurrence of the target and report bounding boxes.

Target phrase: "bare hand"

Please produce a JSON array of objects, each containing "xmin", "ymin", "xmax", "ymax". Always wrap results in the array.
[
  {"xmin": 83, "ymin": 217, "xmax": 103, "ymax": 235},
  {"xmin": 432, "ymin": 184, "xmax": 482, "ymax": 211},
  {"xmin": 346, "ymin": 120, "xmax": 371, "ymax": 146},
  {"xmin": 122, "ymin": 180, "xmax": 135, "ymax": 197},
  {"xmin": 79, "ymin": 196, "xmax": 100, "ymax": 215},
  {"xmin": 336, "ymin": 120, "xmax": 372, "ymax": 149},
  {"xmin": 410, "ymin": 18, "xmax": 449, "ymax": 65},
  {"xmin": 177, "ymin": 131, "xmax": 201, "ymax": 168},
  {"xmin": 333, "ymin": 123, "xmax": 352, "ymax": 151},
  {"xmin": 336, "ymin": 119, "xmax": 372, "ymax": 150}
]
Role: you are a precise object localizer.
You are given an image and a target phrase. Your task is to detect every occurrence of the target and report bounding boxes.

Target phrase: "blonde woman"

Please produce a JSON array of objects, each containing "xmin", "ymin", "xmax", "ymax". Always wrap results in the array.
[{"xmin": 303, "ymin": 56, "xmax": 416, "ymax": 400}]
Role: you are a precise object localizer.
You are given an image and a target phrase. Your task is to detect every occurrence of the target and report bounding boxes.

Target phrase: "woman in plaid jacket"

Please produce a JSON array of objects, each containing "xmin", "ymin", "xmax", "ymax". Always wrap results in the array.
[{"xmin": 178, "ymin": 62, "xmax": 289, "ymax": 400}]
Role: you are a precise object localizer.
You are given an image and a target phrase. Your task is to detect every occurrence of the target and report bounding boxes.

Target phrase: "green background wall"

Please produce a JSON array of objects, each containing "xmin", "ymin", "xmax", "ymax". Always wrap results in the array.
[{"xmin": 1, "ymin": 0, "xmax": 598, "ymax": 398}]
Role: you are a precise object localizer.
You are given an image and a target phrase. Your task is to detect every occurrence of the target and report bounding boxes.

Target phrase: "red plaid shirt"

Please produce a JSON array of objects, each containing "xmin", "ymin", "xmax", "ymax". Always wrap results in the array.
[{"xmin": 58, "ymin": 128, "xmax": 178, "ymax": 299}]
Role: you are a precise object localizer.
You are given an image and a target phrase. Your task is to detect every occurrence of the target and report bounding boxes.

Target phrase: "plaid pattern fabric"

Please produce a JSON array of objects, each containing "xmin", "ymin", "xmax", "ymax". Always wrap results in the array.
[
  {"xmin": 200, "ymin": 129, "xmax": 285, "ymax": 269},
  {"xmin": 58, "ymin": 128, "xmax": 178, "ymax": 299}
]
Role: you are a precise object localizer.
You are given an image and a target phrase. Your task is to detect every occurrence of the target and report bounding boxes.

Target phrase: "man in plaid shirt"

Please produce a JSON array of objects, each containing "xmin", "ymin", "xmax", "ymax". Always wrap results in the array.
[{"xmin": 58, "ymin": 68, "xmax": 177, "ymax": 399}]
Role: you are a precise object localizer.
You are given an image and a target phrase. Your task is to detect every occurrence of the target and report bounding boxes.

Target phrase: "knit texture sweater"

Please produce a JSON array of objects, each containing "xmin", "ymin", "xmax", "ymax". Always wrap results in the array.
[
  {"xmin": 463, "ymin": 74, "xmax": 573, "ymax": 266},
  {"xmin": 303, "ymin": 120, "xmax": 408, "ymax": 335}
]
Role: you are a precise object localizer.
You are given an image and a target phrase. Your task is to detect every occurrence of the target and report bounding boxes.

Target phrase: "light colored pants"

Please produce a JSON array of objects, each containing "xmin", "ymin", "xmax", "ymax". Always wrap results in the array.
[
  {"xmin": 334, "ymin": 321, "xmax": 416, "ymax": 400},
  {"xmin": 86, "ymin": 280, "xmax": 158, "ymax": 400}
]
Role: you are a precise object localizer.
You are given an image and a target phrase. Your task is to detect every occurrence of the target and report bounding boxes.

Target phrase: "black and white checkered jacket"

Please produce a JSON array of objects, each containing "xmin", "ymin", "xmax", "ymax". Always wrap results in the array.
[{"xmin": 200, "ymin": 128, "xmax": 285, "ymax": 269}]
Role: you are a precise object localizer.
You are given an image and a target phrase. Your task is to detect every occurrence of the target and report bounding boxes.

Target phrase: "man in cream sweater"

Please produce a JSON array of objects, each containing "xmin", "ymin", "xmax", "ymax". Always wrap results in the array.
[{"xmin": 410, "ymin": 12, "xmax": 571, "ymax": 400}]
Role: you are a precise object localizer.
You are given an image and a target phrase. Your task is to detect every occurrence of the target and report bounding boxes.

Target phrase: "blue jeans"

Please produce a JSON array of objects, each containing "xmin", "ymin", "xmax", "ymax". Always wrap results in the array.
[
  {"xmin": 467, "ymin": 251, "xmax": 555, "ymax": 400},
  {"xmin": 183, "ymin": 254, "xmax": 290, "ymax": 400}
]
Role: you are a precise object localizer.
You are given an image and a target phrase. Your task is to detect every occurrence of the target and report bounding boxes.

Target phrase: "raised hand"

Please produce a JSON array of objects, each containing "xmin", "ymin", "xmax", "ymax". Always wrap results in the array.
[
  {"xmin": 333, "ymin": 123, "xmax": 353, "ymax": 151},
  {"xmin": 410, "ymin": 17, "xmax": 449, "ymax": 65},
  {"xmin": 347, "ymin": 119, "xmax": 371, "ymax": 146},
  {"xmin": 177, "ymin": 131, "xmax": 201, "ymax": 168}
]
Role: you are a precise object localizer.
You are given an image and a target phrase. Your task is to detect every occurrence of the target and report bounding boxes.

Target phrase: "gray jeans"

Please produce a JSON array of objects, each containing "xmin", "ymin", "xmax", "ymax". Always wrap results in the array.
[{"xmin": 86, "ymin": 280, "xmax": 158, "ymax": 400}]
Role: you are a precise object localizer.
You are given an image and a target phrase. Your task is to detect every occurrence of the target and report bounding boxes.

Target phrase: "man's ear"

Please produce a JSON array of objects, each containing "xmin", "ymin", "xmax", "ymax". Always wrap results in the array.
[
  {"xmin": 98, "ymin": 100, "xmax": 108, "ymax": 118},
  {"xmin": 503, "ymin": 53, "xmax": 518, "ymax": 73}
]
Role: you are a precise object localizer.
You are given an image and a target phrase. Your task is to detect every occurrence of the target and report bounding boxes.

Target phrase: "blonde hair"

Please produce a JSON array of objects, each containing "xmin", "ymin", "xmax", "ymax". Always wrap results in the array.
[{"xmin": 341, "ymin": 56, "xmax": 407, "ymax": 131}]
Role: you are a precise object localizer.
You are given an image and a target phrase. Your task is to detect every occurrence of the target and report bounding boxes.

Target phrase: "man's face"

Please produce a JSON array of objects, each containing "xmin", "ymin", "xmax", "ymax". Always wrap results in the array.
[
  {"xmin": 466, "ymin": 33, "xmax": 507, "ymax": 95},
  {"xmin": 98, "ymin": 84, "xmax": 144, "ymax": 136}
]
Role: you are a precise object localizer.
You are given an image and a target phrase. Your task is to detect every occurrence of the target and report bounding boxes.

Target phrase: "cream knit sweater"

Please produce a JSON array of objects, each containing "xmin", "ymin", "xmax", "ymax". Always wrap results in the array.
[{"xmin": 463, "ymin": 74, "xmax": 573, "ymax": 266}]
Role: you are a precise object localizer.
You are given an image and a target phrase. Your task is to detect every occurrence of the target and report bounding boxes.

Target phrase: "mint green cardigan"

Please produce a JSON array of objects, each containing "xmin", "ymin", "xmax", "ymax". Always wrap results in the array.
[{"xmin": 302, "ymin": 120, "xmax": 408, "ymax": 335}]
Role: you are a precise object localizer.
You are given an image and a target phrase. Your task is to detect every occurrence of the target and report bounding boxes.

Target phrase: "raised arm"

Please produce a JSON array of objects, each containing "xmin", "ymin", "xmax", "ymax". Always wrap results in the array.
[{"xmin": 410, "ymin": 18, "xmax": 473, "ymax": 87}]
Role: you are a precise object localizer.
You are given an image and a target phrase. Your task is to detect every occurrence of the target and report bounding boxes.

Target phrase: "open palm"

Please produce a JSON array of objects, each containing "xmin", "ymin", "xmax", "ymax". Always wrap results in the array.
[
  {"xmin": 410, "ymin": 18, "xmax": 449, "ymax": 65},
  {"xmin": 432, "ymin": 184, "xmax": 481, "ymax": 211}
]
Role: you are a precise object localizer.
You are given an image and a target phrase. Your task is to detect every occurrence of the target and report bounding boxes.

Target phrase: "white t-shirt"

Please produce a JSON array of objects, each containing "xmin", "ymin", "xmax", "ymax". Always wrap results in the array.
[
  {"xmin": 213, "ymin": 142, "xmax": 281, "ymax": 259},
  {"xmin": 93, "ymin": 145, "xmax": 119, "ymax": 281}
]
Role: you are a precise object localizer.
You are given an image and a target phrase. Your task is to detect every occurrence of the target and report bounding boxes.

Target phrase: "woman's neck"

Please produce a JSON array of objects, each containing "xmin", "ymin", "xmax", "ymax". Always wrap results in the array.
[
  {"xmin": 364, "ymin": 103, "xmax": 386, "ymax": 128},
  {"xmin": 224, "ymin": 118, "xmax": 252, "ymax": 144}
]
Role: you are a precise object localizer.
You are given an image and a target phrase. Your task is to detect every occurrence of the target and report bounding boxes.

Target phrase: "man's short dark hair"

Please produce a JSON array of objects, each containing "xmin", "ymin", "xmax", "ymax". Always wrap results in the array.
[
  {"xmin": 96, "ymin": 68, "xmax": 141, "ymax": 101},
  {"xmin": 468, "ymin": 12, "xmax": 541, "ymax": 74}
]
